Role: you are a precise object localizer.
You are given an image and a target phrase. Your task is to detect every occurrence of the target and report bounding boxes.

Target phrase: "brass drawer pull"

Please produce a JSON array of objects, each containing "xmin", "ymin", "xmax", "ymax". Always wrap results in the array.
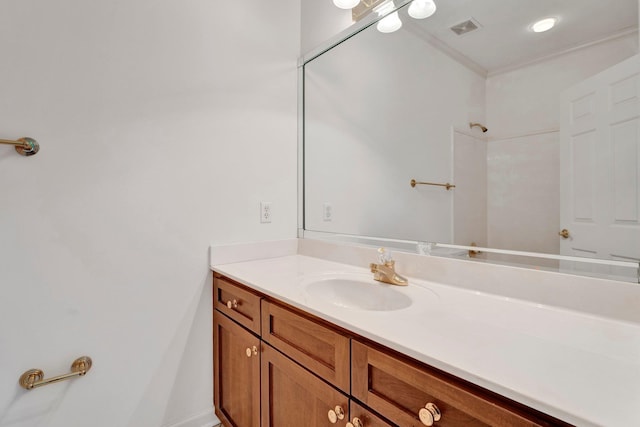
[
  {"xmin": 245, "ymin": 346, "xmax": 258, "ymax": 358},
  {"xmin": 226, "ymin": 299, "xmax": 239, "ymax": 309},
  {"xmin": 346, "ymin": 417, "xmax": 363, "ymax": 427},
  {"xmin": 419, "ymin": 402, "xmax": 442, "ymax": 426},
  {"xmin": 328, "ymin": 405, "xmax": 345, "ymax": 423}
]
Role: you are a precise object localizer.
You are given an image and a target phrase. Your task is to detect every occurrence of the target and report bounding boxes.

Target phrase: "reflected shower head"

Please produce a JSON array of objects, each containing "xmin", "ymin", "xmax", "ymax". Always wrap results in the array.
[{"xmin": 470, "ymin": 122, "xmax": 488, "ymax": 133}]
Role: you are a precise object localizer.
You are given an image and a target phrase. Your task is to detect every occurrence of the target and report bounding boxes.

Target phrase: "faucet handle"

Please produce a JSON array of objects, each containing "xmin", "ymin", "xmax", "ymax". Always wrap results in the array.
[{"xmin": 377, "ymin": 247, "xmax": 393, "ymax": 264}]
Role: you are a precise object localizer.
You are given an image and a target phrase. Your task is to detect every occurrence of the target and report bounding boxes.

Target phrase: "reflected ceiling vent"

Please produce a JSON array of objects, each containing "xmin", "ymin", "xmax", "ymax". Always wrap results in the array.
[{"xmin": 450, "ymin": 18, "xmax": 481, "ymax": 36}]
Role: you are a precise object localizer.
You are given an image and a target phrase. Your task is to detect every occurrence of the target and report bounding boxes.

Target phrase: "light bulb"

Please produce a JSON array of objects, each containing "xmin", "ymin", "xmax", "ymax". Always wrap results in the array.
[
  {"xmin": 408, "ymin": 0, "xmax": 436, "ymax": 19},
  {"xmin": 531, "ymin": 17, "xmax": 557, "ymax": 33},
  {"xmin": 377, "ymin": 11, "xmax": 402, "ymax": 33},
  {"xmin": 333, "ymin": 0, "xmax": 360, "ymax": 9}
]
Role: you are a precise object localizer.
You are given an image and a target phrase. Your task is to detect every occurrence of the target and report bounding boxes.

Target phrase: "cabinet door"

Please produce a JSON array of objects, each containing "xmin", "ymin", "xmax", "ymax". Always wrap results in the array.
[
  {"xmin": 349, "ymin": 401, "xmax": 394, "ymax": 427},
  {"xmin": 213, "ymin": 311, "xmax": 260, "ymax": 427},
  {"xmin": 262, "ymin": 343, "xmax": 349, "ymax": 427},
  {"xmin": 352, "ymin": 341, "xmax": 567, "ymax": 427}
]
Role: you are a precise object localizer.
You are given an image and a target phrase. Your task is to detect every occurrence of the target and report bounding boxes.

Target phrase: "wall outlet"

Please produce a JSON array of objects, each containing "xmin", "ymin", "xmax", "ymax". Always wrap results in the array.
[
  {"xmin": 322, "ymin": 203, "xmax": 332, "ymax": 221},
  {"xmin": 260, "ymin": 201, "xmax": 272, "ymax": 223}
]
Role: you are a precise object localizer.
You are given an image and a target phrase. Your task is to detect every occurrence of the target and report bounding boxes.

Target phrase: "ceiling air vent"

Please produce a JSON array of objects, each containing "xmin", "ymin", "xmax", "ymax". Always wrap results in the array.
[{"xmin": 450, "ymin": 18, "xmax": 481, "ymax": 36}]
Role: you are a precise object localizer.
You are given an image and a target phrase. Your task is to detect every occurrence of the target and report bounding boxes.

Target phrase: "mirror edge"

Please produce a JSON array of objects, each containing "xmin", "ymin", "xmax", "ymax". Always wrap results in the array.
[
  {"xmin": 301, "ymin": 230, "xmax": 640, "ymax": 283},
  {"xmin": 298, "ymin": 0, "xmax": 415, "ymax": 242},
  {"xmin": 300, "ymin": 0, "xmax": 414, "ymax": 64}
]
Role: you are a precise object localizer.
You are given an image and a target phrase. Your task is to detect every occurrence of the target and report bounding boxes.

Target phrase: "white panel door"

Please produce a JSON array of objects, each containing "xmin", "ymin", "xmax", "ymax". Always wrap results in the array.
[{"xmin": 560, "ymin": 54, "xmax": 640, "ymax": 278}]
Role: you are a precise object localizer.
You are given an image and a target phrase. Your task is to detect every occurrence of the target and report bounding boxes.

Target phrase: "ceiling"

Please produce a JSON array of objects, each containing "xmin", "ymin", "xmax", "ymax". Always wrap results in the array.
[{"xmin": 398, "ymin": 0, "xmax": 639, "ymax": 73}]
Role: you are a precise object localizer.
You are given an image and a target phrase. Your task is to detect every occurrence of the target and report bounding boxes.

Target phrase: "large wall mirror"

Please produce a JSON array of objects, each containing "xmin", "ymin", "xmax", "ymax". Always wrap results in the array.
[{"xmin": 302, "ymin": 0, "xmax": 640, "ymax": 282}]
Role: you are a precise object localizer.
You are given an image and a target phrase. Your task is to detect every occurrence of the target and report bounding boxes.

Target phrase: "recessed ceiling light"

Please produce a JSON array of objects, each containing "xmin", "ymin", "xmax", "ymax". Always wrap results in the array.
[{"xmin": 531, "ymin": 17, "xmax": 557, "ymax": 33}]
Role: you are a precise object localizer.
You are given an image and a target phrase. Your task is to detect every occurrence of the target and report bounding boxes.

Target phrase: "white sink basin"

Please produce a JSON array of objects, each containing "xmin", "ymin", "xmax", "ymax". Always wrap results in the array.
[{"xmin": 304, "ymin": 276, "xmax": 412, "ymax": 311}]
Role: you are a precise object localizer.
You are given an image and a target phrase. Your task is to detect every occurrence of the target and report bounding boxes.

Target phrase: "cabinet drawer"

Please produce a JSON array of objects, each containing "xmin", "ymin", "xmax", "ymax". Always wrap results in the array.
[
  {"xmin": 352, "ymin": 341, "xmax": 569, "ymax": 427},
  {"xmin": 214, "ymin": 274, "xmax": 262, "ymax": 335},
  {"xmin": 261, "ymin": 300, "xmax": 351, "ymax": 393},
  {"xmin": 349, "ymin": 401, "xmax": 393, "ymax": 427}
]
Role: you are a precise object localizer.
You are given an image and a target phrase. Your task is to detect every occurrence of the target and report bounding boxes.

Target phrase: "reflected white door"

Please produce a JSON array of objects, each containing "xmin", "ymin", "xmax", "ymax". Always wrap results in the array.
[{"xmin": 560, "ymin": 54, "xmax": 640, "ymax": 278}]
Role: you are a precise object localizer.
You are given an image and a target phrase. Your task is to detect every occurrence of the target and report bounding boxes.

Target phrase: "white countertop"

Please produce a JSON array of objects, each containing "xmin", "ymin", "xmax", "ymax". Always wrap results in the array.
[{"xmin": 212, "ymin": 253, "xmax": 640, "ymax": 427}]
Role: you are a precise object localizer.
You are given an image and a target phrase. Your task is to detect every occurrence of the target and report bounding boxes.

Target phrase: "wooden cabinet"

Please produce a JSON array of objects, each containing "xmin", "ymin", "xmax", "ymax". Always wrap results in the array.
[
  {"xmin": 352, "ymin": 340, "xmax": 570, "ymax": 427},
  {"xmin": 213, "ymin": 310, "xmax": 260, "ymax": 427},
  {"xmin": 213, "ymin": 274, "xmax": 571, "ymax": 427},
  {"xmin": 262, "ymin": 300, "xmax": 350, "ymax": 393},
  {"xmin": 214, "ymin": 275, "xmax": 351, "ymax": 427},
  {"xmin": 261, "ymin": 343, "xmax": 349, "ymax": 426}
]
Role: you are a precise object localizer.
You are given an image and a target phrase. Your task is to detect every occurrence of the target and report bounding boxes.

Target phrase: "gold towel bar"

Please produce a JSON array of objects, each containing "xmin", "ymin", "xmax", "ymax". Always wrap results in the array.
[
  {"xmin": 410, "ymin": 179, "xmax": 456, "ymax": 191},
  {"xmin": 0, "ymin": 137, "xmax": 40, "ymax": 156},
  {"xmin": 19, "ymin": 356, "xmax": 92, "ymax": 390}
]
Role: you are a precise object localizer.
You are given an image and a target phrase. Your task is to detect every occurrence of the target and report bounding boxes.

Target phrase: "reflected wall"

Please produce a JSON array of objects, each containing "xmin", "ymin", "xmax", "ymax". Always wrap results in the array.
[{"xmin": 304, "ymin": 20, "xmax": 486, "ymax": 243}]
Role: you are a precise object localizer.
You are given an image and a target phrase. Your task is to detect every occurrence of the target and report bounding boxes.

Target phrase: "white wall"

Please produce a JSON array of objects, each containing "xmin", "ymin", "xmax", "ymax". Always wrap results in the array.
[
  {"xmin": 485, "ymin": 33, "xmax": 638, "ymax": 258},
  {"xmin": 453, "ymin": 131, "xmax": 488, "ymax": 247},
  {"xmin": 0, "ymin": 1, "xmax": 299, "ymax": 426},
  {"xmin": 301, "ymin": 0, "xmax": 353, "ymax": 54}
]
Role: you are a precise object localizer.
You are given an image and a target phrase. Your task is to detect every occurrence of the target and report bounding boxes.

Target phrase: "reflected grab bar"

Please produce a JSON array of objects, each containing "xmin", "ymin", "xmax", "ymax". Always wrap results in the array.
[
  {"xmin": 410, "ymin": 179, "xmax": 456, "ymax": 191},
  {"xmin": 19, "ymin": 356, "xmax": 92, "ymax": 390}
]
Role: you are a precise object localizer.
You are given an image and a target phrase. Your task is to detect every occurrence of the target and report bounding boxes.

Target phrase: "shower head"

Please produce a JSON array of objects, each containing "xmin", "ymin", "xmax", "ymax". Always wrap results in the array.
[{"xmin": 469, "ymin": 122, "xmax": 488, "ymax": 133}]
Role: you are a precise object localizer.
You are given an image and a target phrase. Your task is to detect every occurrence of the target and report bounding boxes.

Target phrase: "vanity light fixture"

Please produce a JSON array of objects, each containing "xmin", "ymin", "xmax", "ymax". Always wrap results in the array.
[
  {"xmin": 408, "ymin": 0, "xmax": 436, "ymax": 19},
  {"xmin": 333, "ymin": 0, "xmax": 361, "ymax": 10},
  {"xmin": 376, "ymin": 2, "xmax": 402, "ymax": 33},
  {"xmin": 531, "ymin": 17, "xmax": 557, "ymax": 33}
]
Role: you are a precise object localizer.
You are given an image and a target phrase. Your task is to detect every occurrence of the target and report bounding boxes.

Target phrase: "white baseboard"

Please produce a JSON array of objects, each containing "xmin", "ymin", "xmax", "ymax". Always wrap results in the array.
[{"xmin": 162, "ymin": 409, "xmax": 220, "ymax": 427}]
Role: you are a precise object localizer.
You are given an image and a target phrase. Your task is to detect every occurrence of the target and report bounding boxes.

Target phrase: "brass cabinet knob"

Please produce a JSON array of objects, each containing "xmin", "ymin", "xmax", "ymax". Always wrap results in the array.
[
  {"xmin": 558, "ymin": 229, "xmax": 570, "ymax": 239},
  {"xmin": 245, "ymin": 345, "xmax": 259, "ymax": 358},
  {"xmin": 347, "ymin": 417, "xmax": 363, "ymax": 427},
  {"xmin": 419, "ymin": 402, "xmax": 442, "ymax": 426},
  {"xmin": 328, "ymin": 405, "xmax": 345, "ymax": 424},
  {"xmin": 226, "ymin": 299, "xmax": 238, "ymax": 309}
]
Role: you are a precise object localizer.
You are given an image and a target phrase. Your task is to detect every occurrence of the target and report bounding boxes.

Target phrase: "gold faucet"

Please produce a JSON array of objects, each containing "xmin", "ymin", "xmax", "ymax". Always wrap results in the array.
[{"xmin": 370, "ymin": 248, "xmax": 408, "ymax": 286}]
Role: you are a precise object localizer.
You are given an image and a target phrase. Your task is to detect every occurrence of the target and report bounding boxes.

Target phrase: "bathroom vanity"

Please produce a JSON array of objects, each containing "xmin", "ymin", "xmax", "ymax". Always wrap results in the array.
[
  {"xmin": 214, "ymin": 273, "xmax": 569, "ymax": 426},
  {"xmin": 210, "ymin": 240, "xmax": 640, "ymax": 427}
]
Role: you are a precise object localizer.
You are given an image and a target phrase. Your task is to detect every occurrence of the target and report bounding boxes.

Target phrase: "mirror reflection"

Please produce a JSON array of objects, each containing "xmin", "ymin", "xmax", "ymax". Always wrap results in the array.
[{"xmin": 304, "ymin": 0, "xmax": 640, "ymax": 280}]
